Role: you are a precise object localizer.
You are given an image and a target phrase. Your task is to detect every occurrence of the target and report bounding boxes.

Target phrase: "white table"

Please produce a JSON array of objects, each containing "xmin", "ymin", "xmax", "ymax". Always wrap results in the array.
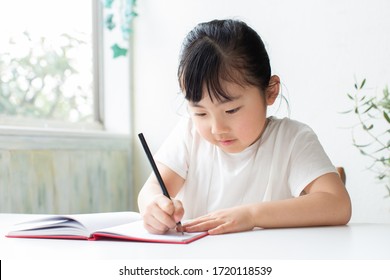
[{"xmin": 1, "ymin": 213, "xmax": 390, "ymax": 260}]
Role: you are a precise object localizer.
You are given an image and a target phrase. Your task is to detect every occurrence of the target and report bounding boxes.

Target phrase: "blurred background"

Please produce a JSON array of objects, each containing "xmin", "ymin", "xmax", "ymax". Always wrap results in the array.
[{"xmin": 0, "ymin": 0, "xmax": 389, "ymax": 223}]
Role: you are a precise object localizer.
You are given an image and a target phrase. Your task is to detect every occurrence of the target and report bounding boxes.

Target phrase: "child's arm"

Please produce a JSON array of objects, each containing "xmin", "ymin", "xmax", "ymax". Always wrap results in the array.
[
  {"xmin": 138, "ymin": 162, "xmax": 185, "ymax": 234},
  {"xmin": 183, "ymin": 172, "xmax": 352, "ymax": 235}
]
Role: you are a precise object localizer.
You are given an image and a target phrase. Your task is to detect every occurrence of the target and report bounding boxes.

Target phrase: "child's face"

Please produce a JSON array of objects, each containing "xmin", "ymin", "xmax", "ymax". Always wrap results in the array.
[{"xmin": 188, "ymin": 81, "xmax": 273, "ymax": 153}]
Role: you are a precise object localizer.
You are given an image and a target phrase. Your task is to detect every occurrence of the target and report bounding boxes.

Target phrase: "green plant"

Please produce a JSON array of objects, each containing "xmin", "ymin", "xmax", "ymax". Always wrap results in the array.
[
  {"xmin": 102, "ymin": 0, "xmax": 138, "ymax": 58},
  {"xmin": 344, "ymin": 79, "xmax": 390, "ymax": 197}
]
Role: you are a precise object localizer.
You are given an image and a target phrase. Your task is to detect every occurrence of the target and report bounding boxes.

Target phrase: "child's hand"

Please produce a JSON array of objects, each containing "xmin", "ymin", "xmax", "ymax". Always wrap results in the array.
[
  {"xmin": 142, "ymin": 194, "xmax": 184, "ymax": 235},
  {"xmin": 183, "ymin": 205, "xmax": 255, "ymax": 235}
]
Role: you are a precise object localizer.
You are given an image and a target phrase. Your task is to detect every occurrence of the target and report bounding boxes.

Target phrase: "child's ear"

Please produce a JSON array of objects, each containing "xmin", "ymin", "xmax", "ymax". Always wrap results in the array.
[{"xmin": 265, "ymin": 75, "xmax": 280, "ymax": 105}]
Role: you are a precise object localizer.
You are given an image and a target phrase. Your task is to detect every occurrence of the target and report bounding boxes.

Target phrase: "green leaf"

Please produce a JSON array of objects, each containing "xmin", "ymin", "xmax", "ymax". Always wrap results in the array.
[
  {"xmin": 359, "ymin": 78, "xmax": 366, "ymax": 89},
  {"xmin": 105, "ymin": 14, "xmax": 116, "ymax": 31},
  {"xmin": 339, "ymin": 109, "xmax": 353, "ymax": 114},
  {"xmin": 359, "ymin": 149, "xmax": 368, "ymax": 156},
  {"xmin": 384, "ymin": 111, "xmax": 390, "ymax": 124},
  {"xmin": 111, "ymin": 44, "xmax": 128, "ymax": 58},
  {"xmin": 363, "ymin": 124, "xmax": 374, "ymax": 130},
  {"xmin": 354, "ymin": 142, "xmax": 371, "ymax": 148},
  {"xmin": 347, "ymin": 93, "xmax": 354, "ymax": 100},
  {"xmin": 362, "ymin": 104, "xmax": 374, "ymax": 114}
]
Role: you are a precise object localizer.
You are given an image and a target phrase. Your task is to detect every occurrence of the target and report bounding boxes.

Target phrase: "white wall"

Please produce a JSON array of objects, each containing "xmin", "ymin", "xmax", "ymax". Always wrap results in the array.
[{"xmin": 132, "ymin": 0, "xmax": 390, "ymax": 222}]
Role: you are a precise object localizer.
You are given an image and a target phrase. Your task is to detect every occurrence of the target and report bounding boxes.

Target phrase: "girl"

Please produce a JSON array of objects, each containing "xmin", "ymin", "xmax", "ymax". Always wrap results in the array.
[{"xmin": 138, "ymin": 19, "xmax": 351, "ymax": 235}]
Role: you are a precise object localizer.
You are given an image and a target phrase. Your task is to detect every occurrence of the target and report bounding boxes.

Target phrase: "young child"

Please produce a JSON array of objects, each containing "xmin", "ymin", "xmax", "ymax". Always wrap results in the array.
[{"xmin": 138, "ymin": 19, "xmax": 351, "ymax": 235}]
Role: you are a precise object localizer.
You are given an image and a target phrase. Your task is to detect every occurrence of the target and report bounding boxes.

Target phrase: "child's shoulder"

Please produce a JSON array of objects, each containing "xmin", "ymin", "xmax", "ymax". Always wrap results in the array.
[
  {"xmin": 268, "ymin": 117, "xmax": 316, "ymax": 137},
  {"xmin": 269, "ymin": 117, "xmax": 311, "ymax": 129}
]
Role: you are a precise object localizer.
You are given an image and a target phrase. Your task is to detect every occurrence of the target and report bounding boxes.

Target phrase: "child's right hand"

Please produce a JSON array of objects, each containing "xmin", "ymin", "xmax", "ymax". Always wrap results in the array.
[{"xmin": 141, "ymin": 194, "xmax": 184, "ymax": 234}]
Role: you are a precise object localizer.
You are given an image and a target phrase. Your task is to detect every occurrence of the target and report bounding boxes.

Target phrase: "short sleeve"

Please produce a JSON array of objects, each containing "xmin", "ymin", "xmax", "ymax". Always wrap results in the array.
[
  {"xmin": 287, "ymin": 125, "xmax": 337, "ymax": 197},
  {"xmin": 154, "ymin": 118, "xmax": 192, "ymax": 179}
]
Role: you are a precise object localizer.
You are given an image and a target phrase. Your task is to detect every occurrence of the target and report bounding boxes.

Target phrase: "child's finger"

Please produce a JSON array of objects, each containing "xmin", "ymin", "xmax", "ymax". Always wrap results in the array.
[
  {"xmin": 172, "ymin": 199, "xmax": 185, "ymax": 223},
  {"xmin": 143, "ymin": 215, "xmax": 170, "ymax": 234},
  {"xmin": 155, "ymin": 194, "xmax": 175, "ymax": 215},
  {"xmin": 143, "ymin": 195, "xmax": 178, "ymax": 232}
]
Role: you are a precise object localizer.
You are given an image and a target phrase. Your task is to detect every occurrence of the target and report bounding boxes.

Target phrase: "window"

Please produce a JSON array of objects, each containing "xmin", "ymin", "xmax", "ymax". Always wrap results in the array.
[{"xmin": 0, "ymin": 0, "xmax": 101, "ymax": 130}]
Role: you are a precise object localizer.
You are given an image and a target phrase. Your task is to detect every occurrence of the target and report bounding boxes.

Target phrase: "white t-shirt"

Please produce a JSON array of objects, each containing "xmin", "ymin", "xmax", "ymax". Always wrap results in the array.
[{"xmin": 155, "ymin": 117, "xmax": 336, "ymax": 220}]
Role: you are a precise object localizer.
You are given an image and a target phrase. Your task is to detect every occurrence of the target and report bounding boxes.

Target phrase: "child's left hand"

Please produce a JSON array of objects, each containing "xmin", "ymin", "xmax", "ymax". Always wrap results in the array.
[{"xmin": 183, "ymin": 205, "xmax": 255, "ymax": 235}]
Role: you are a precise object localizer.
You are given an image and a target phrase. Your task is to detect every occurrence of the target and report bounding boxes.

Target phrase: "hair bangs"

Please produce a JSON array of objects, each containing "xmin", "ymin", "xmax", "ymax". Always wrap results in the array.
[{"xmin": 179, "ymin": 42, "xmax": 247, "ymax": 103}]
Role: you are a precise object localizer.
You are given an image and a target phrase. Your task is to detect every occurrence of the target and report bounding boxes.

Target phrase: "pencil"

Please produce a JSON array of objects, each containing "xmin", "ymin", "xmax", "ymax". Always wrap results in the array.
[{"xmin": 138, "ymin": 133, "xmax": 184, "ymax": 234}]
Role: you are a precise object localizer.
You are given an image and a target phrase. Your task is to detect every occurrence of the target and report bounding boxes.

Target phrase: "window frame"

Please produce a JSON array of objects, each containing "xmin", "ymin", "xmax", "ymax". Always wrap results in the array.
[{"xmin": 0, "ymin": 0, "xmax": 132, "ymax": 147}]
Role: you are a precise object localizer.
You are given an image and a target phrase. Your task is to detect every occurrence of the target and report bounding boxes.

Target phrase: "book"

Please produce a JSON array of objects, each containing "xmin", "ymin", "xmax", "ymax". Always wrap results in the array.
[{"xmin": 6, "ymin": 212, "xmax": 208, "ymax": 244}]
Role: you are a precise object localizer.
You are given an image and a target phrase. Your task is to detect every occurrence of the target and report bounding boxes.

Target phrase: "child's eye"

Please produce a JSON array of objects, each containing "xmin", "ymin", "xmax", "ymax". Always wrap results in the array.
[
  {"xmin": 194, "ymin": 112, "xmax": 207, "ymax": 117},
  {"xmin": 226, "ymin": 107, "xmax": 241, "ymax": 114}
]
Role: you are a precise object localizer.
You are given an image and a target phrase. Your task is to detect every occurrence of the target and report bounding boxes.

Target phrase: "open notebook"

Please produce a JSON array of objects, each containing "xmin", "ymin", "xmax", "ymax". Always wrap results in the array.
[{"xmin": 6, "ymin": 212, "xmax": 208, "ymax": 244}]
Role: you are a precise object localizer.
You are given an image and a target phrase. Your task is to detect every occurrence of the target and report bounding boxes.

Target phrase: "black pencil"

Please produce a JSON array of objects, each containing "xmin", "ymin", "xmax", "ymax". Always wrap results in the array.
[{"xmin": 138, "ymin": 133, "xmax": 184, "ymax": 234}]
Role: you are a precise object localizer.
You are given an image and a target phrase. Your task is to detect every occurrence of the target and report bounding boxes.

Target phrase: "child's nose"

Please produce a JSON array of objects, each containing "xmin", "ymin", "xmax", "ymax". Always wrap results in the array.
[{"xmin": 211, "ymin": 117, "xmax": 229, "ymax": 135}]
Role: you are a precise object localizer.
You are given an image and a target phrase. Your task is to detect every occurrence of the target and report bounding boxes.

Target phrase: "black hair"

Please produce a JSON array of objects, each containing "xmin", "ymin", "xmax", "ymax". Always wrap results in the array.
[{"xmin": 178, "ymin": 19, "xmax": 271, "ymax": 103}]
